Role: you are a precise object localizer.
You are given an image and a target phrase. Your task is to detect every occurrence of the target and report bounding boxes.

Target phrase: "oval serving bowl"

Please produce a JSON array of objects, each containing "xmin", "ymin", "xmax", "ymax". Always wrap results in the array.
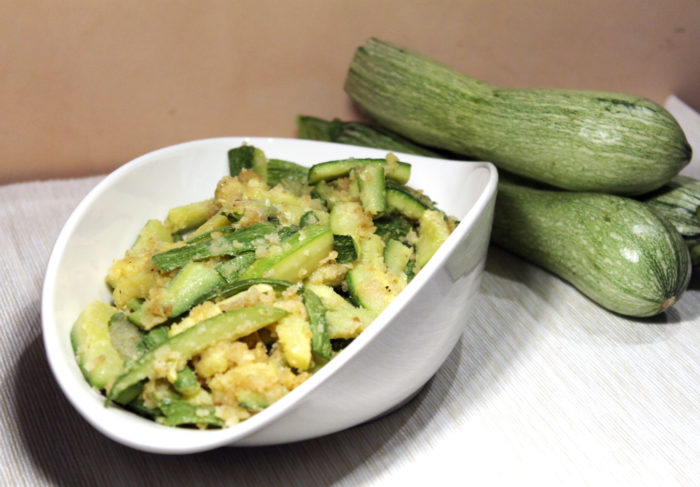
[{"xmin": 42, "ymin": 137, "xmax": 498, "ymax": 454}]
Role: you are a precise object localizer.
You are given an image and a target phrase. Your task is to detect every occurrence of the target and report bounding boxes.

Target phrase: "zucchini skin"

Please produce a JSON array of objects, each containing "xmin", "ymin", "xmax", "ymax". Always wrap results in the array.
[
  {"xmin": 642, "ymin": 175, "xmax": 700, "ymax": 266},
  {"xmin": 344, "ymin": 38, "xmax": 691, "ymax": 195},
  {"xmin": 296, "ymin": 115, "xmax": 444, "ymax": 158},
  {"xmin": 492, "ymin": 179, "xmax": 692, "ymax": 317}
]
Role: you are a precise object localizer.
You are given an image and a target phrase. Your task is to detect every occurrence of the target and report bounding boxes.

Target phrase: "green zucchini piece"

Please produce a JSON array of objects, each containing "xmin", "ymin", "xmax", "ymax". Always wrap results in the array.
[
  {"xmin": 190, "ymin": 213, "xmax": 231, "ymax": 238},
  {"xmin": 386, "ymin": 186, "xmax": 428, "ymax": 220},
  {"xmin": 299, "ymin": 210, "xmax": 321, "ymax": 228},
  {"xmin": 346, "ymin": 266, "xmax": 383, "ymax": 312},
  {"xmin": 201, "ymin": 277, "xmax": 293, "ymax": 302},
  {"xmin": 329, "ymin": 201, "xmax": 365, "ymax": 239},
  {"xmin": 125, "ymin": 299, "xmax": 148, "ymax": 328},
  {"xmin": 130, "ymin": 219, "xmax": 173, "ymax": 255},
  {"xmin": 302, "ymin": 287, "xmax": 332, "ymax": 360},
  {"xmin": 308, "ymin": 157, "xmax": 410, "ymax": 185},
  {"xmin": 112, "ymin": 381, "xmax": 145, "ymax": 405},
  {"xmin": 108, "ymin": 305, "xmax": 289, "ymax": 403},
  {"xmin": 310, "ymin": 180, "xmax": 342, "ymax": 208},
  {"xmin": 166, "ymin": 199, "xmax": 218, "ymax": 234},
  {"xmin": 237, "ymin": 391, "xmax": 270, "ymax": 412},
  {"xmin": 355, "ymin": 163, "xmax": 386, "ymax": 215},
  {"xmin": 151, "ymin": 222, "xmax": 277, "ymax": 272},
  {"xmin": 242, "ymin": 225, "xmax": 334, "ymax": 282},
  {"xmin": 386, "ymin": 179, "xmax": 435, "ymax": 207},
  {"xmin": 346, "ymin": 235, "xmax": 397, "ymax": 313},
  {"xmin": 303, "ymin": 283, "xmax": 351, "ymax": 310},
  {"xmin": 70, "ymin": 301, "xmax": 123, "ymax": 390},
  {"xmin": 143, "ymin": 325, "xmax": 170, "ymax": 351},
  {"xmin": 108, "ymin": 312, "xmax": 145, "ymax": 362},
  {"xmin": 133, "ymin": 263, "xmax": 222, "ymax": 328},
  {"xmin": 384, "ymin": 239, "xmax": 413, "ymax": 274},
  {"xmin": 277, "ymin": 224, "xmax": 300, "ymax": 241},
  {"xmin": 125, "ymin": 397, "xmax": 160, "ymax": 419},
  {"xmin": 304, "ymin": 283, "xmax": 376, "ymax": 340},
  {"xmin": 160, "ymin": 262, "xmax": 223, "ymax": 318},
  {"xmin": 345, "ymin": 38, "xmax": 691, "ymax": 195},
  {"xmin": 326, "ymin": 308, "xmax": 377, "ymax": 339},
  {"xmin": 492, "ymin": 179, "xmax": 692, "ymax": 317},
  {"xmin": 215, "ymin": 251, "xmax": 257, "ymax": 283},
  {"xmin": 228, "ymin": 145, "xmax": 268, "ymax": 181},
  {"xmin": 333, "ymin": 234, "xmax": 358, "ymax": 263},
  {"xmin": 373, "ymin": 213, "xmax": 413, "ymax": 242},
  {"xmin": 267, "ymin": 158, "xmax": 309, "ymax": 195},
  {"xmin": 173, "ymin": 366, "xmax": 201, "ymax": 397},
  {"xmin": 404, "ymin": 260, "xmax": 417, "ymax": 282},
  {"xmin": 184, "ymin": 225, "xmax": 236, "ymax": 244},
  {"xmin": 415, "ymin": 209, "xmax": 451, "ymax": 268},
  {"xmin": 158, "ymin": 399, "xmax": 223, "ymax": 428},
  {"xmin": 296, "ymin": 115, "xmax": 444, "ymax": 157}
]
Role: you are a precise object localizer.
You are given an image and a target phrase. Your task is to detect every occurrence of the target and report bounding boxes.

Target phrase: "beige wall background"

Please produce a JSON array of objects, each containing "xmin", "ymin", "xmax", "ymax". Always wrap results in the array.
[{"xmin": 1, "ymin": 0, "xmax": 698, "ymax": 183}]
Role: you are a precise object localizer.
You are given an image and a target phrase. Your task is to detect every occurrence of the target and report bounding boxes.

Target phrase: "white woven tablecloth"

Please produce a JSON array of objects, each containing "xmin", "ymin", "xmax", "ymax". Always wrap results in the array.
[{"xmin": 1, "ymin": 99, "xmax": 698, "ymax": 486}]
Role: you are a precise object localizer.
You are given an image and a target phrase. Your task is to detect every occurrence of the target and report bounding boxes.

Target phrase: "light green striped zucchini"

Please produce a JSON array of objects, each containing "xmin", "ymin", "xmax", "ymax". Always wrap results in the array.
[
  {"xmin": 642, "ymin": 175, "xmax": 700, "ymax": 266},
  {"xmin": 296, "ymin": 115, "xmax": 444, "ymax": 158},
  {"xmin": 344, "ymin": 38, "xmax": 691, "ymax": 195},
  {"xmin": 492, "ymin": 179, "xmax": 692, "ymax": 317}
]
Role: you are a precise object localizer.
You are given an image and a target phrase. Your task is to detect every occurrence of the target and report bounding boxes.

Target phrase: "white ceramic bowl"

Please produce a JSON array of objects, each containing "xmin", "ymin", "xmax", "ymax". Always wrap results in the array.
[{"xmin": 42, "ymin": 137, "xmax": 497, "ymax": 454}]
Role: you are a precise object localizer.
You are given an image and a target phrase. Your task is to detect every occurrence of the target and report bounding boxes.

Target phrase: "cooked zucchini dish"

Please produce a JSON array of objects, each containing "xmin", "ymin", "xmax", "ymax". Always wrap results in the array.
[{"xmin": 71, "ymin": 145, "xmax": 456, "ymax": 428}]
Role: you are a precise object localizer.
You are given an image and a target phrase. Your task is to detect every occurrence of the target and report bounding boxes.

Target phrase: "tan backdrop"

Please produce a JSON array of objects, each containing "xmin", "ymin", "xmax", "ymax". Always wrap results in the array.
[{"xmin": 1, "ymin": 0, "xmax": 698, "ymax": 183}]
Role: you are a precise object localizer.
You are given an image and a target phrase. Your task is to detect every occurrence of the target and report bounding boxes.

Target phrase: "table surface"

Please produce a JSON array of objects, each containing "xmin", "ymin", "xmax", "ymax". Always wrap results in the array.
[{"xmin": 1, "ymin": 98, "xmax": 697, "ymax": 486}]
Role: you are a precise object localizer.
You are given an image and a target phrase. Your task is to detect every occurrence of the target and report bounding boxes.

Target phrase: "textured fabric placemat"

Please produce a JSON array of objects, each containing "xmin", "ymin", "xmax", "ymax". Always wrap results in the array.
[{"xmin": 1, "ymin": 171, "xmax": 698, "ymax": 486}]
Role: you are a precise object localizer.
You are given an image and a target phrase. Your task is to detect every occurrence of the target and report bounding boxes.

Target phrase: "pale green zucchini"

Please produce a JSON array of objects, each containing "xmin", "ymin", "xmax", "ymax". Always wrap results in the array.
[
  {"xmin": 344, "ymin": 38, "xmax": 691, "ymax": 195},
  {"xmin": 492, "ymin": 179, "xmax": 692, "ymax": 317},
  {"xmin": 242, "ymin": 225, "xmax": 334, "ymax": 282},
  {"xmin": 642, "ymin": 175, "xmax": 700, "ymax": 266},
  {"xmin": 296, "ymin": 115, "xmax": 444, "ymax": 157},
  {"xmin": 165, "ymin": 199, "xmax": 219, "ymax": 233},
  {"xmin": 71, "ymin": 301, "xmax": 123, "ymax": 389}
]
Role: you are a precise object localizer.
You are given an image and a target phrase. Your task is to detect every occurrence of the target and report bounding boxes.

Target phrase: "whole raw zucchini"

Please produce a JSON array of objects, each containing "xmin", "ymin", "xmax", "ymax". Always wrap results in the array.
[
  {"xmin": 492, "ymin": 179, "xmax": 692, "ymax": 317},
  {"xmin": 642, "ymin": 175, "xmax": 700, "ymax": 266},
  {"xmin": 344, "ymin": 38, "xmax": 691, "ymax": 195}
]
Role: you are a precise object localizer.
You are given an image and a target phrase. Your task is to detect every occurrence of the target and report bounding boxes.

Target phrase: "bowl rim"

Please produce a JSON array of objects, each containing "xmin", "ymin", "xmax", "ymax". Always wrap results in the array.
[{"xmin": 41, "ymin": 136, "xmax": 498, "ymax": 453}]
